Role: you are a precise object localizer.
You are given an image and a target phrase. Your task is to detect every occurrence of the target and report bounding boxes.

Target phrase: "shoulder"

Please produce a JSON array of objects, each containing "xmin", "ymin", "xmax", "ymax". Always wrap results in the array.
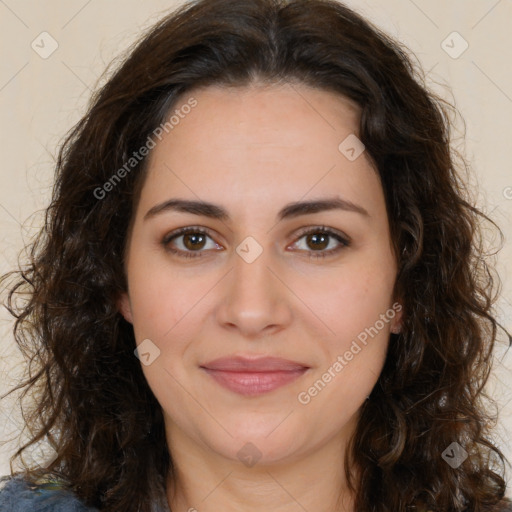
[{"xmin": 0, "ymin": 473, "xmax": 99, "ymax": 512}]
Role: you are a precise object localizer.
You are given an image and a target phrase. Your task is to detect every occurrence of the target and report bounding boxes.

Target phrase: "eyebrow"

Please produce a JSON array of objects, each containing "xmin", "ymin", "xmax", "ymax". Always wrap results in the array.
[{"xmin": 143, "ymin": 197, "xmax": 369, "ymax": 222}]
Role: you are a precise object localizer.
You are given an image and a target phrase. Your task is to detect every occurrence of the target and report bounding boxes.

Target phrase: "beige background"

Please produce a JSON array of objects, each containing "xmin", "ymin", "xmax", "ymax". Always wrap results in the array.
[{"xmin": 0, "ymin": 0, "xmax": 511, "ymax": 495}]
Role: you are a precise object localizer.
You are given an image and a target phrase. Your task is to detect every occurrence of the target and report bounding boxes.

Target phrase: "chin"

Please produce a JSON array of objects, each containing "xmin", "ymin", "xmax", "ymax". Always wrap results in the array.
[{"xmin": 214, "ymin": 424, "xmax": 305, "ymax": 465}]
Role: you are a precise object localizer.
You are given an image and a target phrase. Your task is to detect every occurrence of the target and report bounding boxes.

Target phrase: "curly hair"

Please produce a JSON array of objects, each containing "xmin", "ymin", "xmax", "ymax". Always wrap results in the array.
[{"xmin": 1, "ymin": 0, "xmax": 510, "ymax": 510}]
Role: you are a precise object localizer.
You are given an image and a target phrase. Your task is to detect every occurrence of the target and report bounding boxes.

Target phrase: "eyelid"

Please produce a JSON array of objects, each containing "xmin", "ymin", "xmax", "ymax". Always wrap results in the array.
[
  {"xmin": 161, "ymin": 226, "xmax": 220, "ymax": 245},
  {"xmin": 291, "ymin": 225, "xmax": 351, "ymax": 245}
]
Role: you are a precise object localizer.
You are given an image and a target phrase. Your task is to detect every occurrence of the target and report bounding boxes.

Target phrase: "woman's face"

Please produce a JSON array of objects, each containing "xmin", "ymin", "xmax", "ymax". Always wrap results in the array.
[{"xmin": 118, "ymin": 83, "xmax": 402, "ymax": 467}]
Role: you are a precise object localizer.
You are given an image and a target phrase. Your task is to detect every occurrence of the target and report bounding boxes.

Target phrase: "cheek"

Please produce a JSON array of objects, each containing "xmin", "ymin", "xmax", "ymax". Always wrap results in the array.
[
  {"xmin": 306, "ymin": 255, "xmax": 396, "ymax": 340},
  {"xmin": 126, "ymin": 253, "xmax": 201, "ymax": 338},
  {"xmin": 299, "ymin": 270, "xmax": 392, "ymax": 412},
  {"xmin": 297, "ymin": 255, "xmax": 395, "ymax": 404},
  {"xmin": 126, "ymin": 253, "xmax": 213, "ymax": 386}
]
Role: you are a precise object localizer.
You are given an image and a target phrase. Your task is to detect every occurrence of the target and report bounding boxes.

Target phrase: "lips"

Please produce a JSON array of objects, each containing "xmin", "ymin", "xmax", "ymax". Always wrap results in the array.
[
  {"xmin": 201, "ymin": 356, "xmax": 308, "ymax": 372},
  {"xmin": 200, "ymin": 356, "xmax": 309, "ymax": 396}
]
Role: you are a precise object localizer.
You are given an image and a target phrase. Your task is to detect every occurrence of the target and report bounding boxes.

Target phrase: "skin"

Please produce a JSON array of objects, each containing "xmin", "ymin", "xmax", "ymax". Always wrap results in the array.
[{"xmin": 118, "ymin": 82, "xmax": 402, "ymax": 512}]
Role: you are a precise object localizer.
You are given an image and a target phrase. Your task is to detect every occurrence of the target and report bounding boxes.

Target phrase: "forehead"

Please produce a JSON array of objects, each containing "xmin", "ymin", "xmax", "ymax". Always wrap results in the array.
[
  {"xmin": 137, "ymin": 82, "xmax": 383, "ymax": 221},
  {"xmin": 167, "ymin": 82, "xmax": 362, "ymax": 148}
]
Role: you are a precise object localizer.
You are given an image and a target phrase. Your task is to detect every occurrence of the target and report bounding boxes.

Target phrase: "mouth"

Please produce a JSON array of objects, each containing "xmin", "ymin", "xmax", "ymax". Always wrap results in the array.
[{"xmin": 200, "ymin": 356, "xmax": 310, "ymax": 396}]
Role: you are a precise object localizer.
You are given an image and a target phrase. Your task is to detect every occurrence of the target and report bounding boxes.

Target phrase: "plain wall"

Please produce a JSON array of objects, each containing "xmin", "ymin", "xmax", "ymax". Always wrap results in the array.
[{"xmin": 1, "ymin": 0, "xmax": 511, "ymax": 496}]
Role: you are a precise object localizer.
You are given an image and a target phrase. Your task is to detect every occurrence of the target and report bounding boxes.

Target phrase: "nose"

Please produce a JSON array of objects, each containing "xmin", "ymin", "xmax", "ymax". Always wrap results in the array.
[{"xmin": 215, "ymin": 243, "xmax": 293, "ymax": 339}]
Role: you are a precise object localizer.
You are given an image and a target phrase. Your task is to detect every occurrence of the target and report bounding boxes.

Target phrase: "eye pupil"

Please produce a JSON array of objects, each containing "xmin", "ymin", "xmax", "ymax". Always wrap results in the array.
[
  {"xmin": 184, "ymin": 233, "xmax": 206, "ymax": 250},
  {"xmin": 307, "ymin": 233, "xmax": 329, "ymax": 250}
]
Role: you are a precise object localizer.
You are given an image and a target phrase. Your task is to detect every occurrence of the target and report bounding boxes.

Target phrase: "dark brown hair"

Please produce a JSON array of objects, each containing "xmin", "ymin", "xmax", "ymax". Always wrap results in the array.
[{"xmin": 1, "ymin": 0, "xmax": 510, "ymax": 510}]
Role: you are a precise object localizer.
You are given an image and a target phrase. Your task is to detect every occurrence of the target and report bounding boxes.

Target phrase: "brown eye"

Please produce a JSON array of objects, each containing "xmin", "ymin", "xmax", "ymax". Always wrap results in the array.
[
  {"xmin": 292, "ymin": 227, "xmax": 350, "ymax": 259},
  {"xmin": 182, "ymin": 232, "xmax": 207, "ymax": 251},
  {"xmin": 162, "ymin": 227, "xmax": 222, "ymax": 258},
  {"xmin": 305, "ymin": 232, "xmax": 330, "ymax": 251}
]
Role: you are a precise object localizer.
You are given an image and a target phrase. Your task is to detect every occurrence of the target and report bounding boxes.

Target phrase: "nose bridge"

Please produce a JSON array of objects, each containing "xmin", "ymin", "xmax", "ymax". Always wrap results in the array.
[
  {"xmin": 215, "ymin": 237, "xmax": 291, "ymax": 335},
  {"xmin": 232, "ymin": 237, "xmax": 278, "ymax": 309},
  {"xmin": 233, "ymin": 239, "xmax": 274, "ymax": 299}
]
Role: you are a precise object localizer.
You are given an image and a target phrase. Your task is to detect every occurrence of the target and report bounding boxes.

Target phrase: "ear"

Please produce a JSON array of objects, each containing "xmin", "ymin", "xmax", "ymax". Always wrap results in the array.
[
  {"xmin": 390, "ymin": 301, "xmax": 403, "ymax": 334},
  {"xmin": 117, "ymin": 292, "xmax": 134, "ymax": 324}
]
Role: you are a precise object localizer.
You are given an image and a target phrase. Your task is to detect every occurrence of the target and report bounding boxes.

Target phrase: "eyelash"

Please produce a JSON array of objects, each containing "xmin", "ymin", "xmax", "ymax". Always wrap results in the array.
[{"xmin": 161, "ymin": 226, "xmax": 350, "ymax": 260}]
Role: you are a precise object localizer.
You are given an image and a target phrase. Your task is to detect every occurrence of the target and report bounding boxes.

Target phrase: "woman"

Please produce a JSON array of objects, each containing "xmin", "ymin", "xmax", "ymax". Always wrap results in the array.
[{"xmin": 0, "ymin": 0, "xmax": 510, "ymax": 510}]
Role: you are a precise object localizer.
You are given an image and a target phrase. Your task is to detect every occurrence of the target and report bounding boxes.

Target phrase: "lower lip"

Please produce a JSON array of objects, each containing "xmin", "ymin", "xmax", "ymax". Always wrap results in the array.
[{"xmin": 201, "ymin": 368, "xmax": 308, "ymax": 396}]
